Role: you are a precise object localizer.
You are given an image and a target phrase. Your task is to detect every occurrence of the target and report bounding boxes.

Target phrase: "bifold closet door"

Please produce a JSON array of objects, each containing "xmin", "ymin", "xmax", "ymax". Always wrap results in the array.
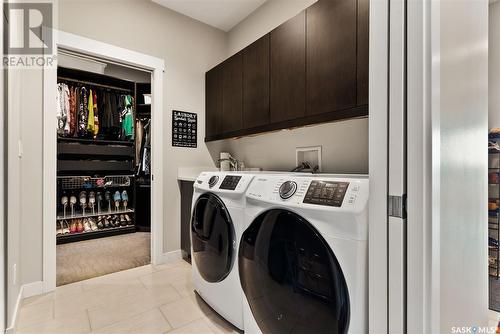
[{"xmin": 388, "ymin": 0, "xmax": 407, "ymax": 332}]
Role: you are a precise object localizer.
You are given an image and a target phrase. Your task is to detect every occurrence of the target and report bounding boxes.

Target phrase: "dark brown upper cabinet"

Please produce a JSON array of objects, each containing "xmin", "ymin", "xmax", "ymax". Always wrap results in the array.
[
  {"xmin": 306, "ymin": 0, "xmax": 357, "ymax": 115},
  {"xmin": 243, "ymin": 35, "xmax": 270, "ymax": 129},
  {"xmin": 270, "ymin": 11, "xmax": 306, "ymax": 123},
  {"xmin": 222, "ymin": 53, "xmax": 243, "ymax": 133},
  {"xmin": 205, "ymin": 0, "xmax": 368, "ymax": 142},
  {"xmin": 357, "ymin": 0, "xmax": 369, "ymax": 106},
  {"xmin": 205, "ymin": 67, "xmax": 222, "ymax": 138}
]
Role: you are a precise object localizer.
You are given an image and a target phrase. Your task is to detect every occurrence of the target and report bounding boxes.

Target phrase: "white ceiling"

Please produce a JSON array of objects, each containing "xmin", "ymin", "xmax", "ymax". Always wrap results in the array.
[{"xmin": 152, "ymin": 0, "xmax": 268, "ymax": 32}]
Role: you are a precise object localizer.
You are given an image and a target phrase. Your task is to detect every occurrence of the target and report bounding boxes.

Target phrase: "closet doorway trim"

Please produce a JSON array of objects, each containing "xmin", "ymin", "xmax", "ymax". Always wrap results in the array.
[{"xmin": 42, "ymin": 29, "xmax": 165, "ymax": 293}]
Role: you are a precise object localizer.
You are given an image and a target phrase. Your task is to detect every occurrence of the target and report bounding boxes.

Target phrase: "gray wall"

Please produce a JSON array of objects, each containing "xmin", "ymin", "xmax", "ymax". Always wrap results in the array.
[
  {"xmin": 490, "ymin": 1, "xmax": 500, "ymax": 128},
  {"xmin": 6, "ymin": 66, "xmax": 43, "ymax": 326},
  {"xmin": 209, "ymin": 0, "xmax": 369, "ymax": 174}
]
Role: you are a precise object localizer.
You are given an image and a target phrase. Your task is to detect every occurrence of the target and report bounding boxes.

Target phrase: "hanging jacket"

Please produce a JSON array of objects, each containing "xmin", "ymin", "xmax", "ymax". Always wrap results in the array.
[
  {"xmin": 135, "ymin": 118, "xmax": 144, "ymax": 168},
  {"xmin": 62, "ymin": 84, "xmax": 70, "ymax": 136},
  {"xmin": 78, "ymin": 87, "xmax": 88, "ymax": 137},
  {"xmin": 122, "ymin": 95, "xmax": 134, "ymax": 140},
  {"xmin": 56, "ymin": 83, "xmax": 69, "ymax": 136},
  {"xmin": 87, "ymin": 89, "xmax": 95, "ymax": 135},
  {"xmin": 93, "ymin": 90, "xmax": 99, "ymax": 137},
  {"xmin": 68, "ymin": 86, "xmax": 77, "ymax": 137}
]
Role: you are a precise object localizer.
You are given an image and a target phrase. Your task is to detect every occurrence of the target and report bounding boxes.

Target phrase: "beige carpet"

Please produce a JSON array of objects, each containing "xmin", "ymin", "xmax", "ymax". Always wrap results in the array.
[{"xmin": 57, "ymin": 232, "xmax": 151, "ymax": 286}]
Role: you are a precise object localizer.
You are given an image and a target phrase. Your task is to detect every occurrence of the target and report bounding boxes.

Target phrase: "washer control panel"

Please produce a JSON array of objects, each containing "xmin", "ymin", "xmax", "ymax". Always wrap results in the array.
[
  {"xmin": 303, "ymin": 181, "xmax": 349, "ymax": 207},
  {"xmin": 219, "ymin": 175, "xmax": 242, "ymax": 190}
]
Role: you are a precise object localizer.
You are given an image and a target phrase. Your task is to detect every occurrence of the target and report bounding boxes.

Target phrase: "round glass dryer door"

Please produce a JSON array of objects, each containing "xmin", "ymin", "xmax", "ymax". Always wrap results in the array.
[
  {"xmin": 191, "ymin": 193, "xmax": 235, "ymax": 283},
  {"xmin": 239, "ymin": 209, "xmax": 350, "ymax": 334}
]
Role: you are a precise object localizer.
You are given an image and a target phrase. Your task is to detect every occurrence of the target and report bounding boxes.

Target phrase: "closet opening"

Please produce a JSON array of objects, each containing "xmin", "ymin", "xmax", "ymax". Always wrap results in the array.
[{"xmin": 55, "ymin": 53, "xmax": 153, "ymax": 286}]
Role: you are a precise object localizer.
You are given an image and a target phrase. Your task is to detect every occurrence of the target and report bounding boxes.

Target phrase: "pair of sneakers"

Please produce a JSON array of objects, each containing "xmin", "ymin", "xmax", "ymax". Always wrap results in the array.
[{"xmin": 113, "ymin": 190, "xmax": 129, "ymax": 210}]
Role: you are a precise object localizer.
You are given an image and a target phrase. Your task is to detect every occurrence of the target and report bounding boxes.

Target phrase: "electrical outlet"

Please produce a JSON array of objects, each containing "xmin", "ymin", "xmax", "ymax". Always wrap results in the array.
[{"xmin": 12, "ymin": 263, "xmax": 16, "ymax": 285}]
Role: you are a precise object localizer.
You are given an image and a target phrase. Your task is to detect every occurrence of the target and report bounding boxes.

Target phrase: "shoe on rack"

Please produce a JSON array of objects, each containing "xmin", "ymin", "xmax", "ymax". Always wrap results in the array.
[
  {"xmin": 70, "ymin": 195, "xmax": 77, "ymax": 215},
  {"xmin": 90, "ymin": 218, "xmax": 99, "ymax": 231},
  {"xmin": 61, "ymin": 195, "xmax": 68, "ymax": 217},
  {"xmin": 79, "ymin": 191, "xmax": 87, "ymax": 209},
  {"xmin": 97, "ymin": 216, "xmax": 104, "ymax": 229},
  {"xmin": 96, "ymin": 192, "xmax": 103, "ymax": 213},
  {"xmin": 105, "ymin": 191, "xmax": 111, "ymax": 212},
  {"xmin": 62, "ymin": 220, "xmax": 70, "ymax": 234},
  {"xmin": 83, "ymin": 218, "xmax": 92, "ymax": 232},
  {"xmin": 114, "ymin": 191, "xmax": 121, "ymax": 210},
  {"xmin": 69, "ymin": 220, "xmax": 77, "ymax": 234},
  {"xmin": 121, "ymin": 190, "xmax": 128, "ymax": 210},
  {"xmin": 107, "ymin": 215, "xmax": 115, "ymax": 227},
  {"xmin": 120, "ymin": 214, "xmax": 127, "ymax": 227},
  {"xmin": 89, "ymin": 191, "xmax": 96, "ymax": 208},
  {"xmin": 77, "ymin": 219, "xmax": 84, "ymax": 233},
  {"xmin": 56, "ymin": 221, "xmax": 62, "ymax": 236},
  {"xmin": 124, "ymin": 214, "xmax": 133, "ymax": 226}
]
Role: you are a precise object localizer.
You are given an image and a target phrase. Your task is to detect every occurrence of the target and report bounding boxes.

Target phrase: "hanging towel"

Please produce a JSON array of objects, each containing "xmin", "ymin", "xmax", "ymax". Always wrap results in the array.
[{"xmin": 87, "ymin": 89, "xmax": 95, "ymax": 134}]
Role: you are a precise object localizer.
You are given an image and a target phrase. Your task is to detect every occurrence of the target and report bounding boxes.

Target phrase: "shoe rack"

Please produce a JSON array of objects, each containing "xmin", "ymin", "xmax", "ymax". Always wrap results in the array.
[
  {"xmin": 489, "ymin": 144, "xmax": 500, "ymax": 279},
  {"xmin": 56, "ymin": 67, "xmax": 151, "ymax": 244},
  {"xmin": 56, "ymin": 175, "xmax": 136, "ymax": 244}
]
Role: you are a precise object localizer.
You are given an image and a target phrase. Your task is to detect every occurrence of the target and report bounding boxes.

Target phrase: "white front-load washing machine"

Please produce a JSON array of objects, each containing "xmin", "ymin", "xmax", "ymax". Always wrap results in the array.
[
  {"xmin": 190, "ymin": 171, "xmax": 255, "ymax": 330},
  {"xmin": 239, "ymin": 174, "xmax": 369, "ymax": 334}
]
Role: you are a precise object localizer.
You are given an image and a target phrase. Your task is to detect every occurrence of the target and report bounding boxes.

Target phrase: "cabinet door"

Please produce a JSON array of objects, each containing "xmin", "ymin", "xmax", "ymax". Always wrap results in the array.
[
  {"xmin": 205, "ymin": 67, "xmax": 222, "ymax": 139},
  {"xmin": 243, "ymin": 35, "xmax": 270, "ymax": 129},
  {"xmin": 306, "ymin": 0, "xmax": 357, "ymax": 115},
  {"xmin": 270, "ymin": 11, "xmax": 306, "ymax": 123},
  {"xmin": 222, "ymin": 53, "xmax": 243, "ymax": 133},
  {"xmin": 357, "ymin": 0, "xmax": 369, "ymax": 106}
]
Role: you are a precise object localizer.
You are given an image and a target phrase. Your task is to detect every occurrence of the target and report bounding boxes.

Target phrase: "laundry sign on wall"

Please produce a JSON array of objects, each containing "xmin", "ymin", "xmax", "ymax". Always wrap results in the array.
[{"xmin": 172, "ymin": 110, "xmax": 197, "ymax": 148}]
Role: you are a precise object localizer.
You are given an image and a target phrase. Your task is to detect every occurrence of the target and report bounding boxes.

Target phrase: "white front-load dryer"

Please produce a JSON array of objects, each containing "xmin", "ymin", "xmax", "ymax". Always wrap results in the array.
[
  {"xmin": 239, "ymin": 174, "xmax": 369, "ymax": 334},
  {"xmin": 190, "ymin": 171, "xmax": 255, "ymax": 330}
]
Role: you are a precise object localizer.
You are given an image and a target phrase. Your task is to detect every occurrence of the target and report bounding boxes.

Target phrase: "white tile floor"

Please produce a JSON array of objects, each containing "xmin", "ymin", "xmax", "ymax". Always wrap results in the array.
[{"xmin": 16, "ymin": 260, "xmax": 241, "ymax": 334}]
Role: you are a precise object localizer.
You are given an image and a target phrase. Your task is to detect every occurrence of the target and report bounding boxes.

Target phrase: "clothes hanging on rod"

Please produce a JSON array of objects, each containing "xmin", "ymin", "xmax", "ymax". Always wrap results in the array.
[
  {"xmin": 135, "ymin": 118, "xmax": 151, "ymax": 175},
  {"xmin": 57, "ymin": 81, "xmax": 135, "ymax": 142}
]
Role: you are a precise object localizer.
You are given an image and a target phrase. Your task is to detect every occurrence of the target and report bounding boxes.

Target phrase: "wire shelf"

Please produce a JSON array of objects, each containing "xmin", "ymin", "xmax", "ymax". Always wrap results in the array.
[{"xmin": 58, "ymin": 175, "xmax": 133, "ymax": 190}]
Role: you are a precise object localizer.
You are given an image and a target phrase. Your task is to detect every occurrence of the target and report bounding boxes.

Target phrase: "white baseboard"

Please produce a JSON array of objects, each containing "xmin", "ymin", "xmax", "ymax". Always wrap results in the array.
[
  {"xmin": 157, "ymin": 250, "xmax": 182, "ymax": 264},
  {"xmin": 22, "ymin": 281, "xmax": 44, "ymax": 299},
  {"xmin": 4, "ymin": 281, "xmax": 45, "ymax": 333},
  {"xmin": 5, "ymin": 285, "xmax": 23, "ymax": 334}
]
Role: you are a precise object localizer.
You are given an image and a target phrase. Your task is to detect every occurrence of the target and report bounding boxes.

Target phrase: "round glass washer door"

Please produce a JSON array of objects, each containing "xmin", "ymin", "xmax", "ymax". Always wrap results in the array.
[
  {"xmin": 191, "ymin": 193, "xmax": 235, "ymax": 283},
  {"xmin": 239, "ymin": 209, "xmax": 350, "ymax": 334}
]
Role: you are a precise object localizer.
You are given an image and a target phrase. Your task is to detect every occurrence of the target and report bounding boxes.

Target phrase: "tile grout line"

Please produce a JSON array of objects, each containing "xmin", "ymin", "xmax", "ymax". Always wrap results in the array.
[{"xmin": 85, "ymin": 309, "xmax": 93, "ymax": 332}]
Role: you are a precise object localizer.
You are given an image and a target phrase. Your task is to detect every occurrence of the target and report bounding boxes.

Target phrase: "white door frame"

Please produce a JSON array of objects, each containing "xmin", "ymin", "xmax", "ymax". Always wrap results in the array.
[
  {"xmin": 368, "ymin": 0, "xmax": 390, "ymax": 332},
  {"xmin": 42, "ymin": 30, "xmax": 165, "ymax": 292}
]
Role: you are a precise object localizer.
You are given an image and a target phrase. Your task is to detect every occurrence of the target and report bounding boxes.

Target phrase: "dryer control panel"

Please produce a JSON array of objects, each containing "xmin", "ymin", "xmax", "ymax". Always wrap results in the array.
[
  {"xmin": 303, "ymin": 181, "xmax": 349, "ymax": 207},
  {"xmin": 247, "ymin": 174, "xmax": 368, "ymax": 211}
]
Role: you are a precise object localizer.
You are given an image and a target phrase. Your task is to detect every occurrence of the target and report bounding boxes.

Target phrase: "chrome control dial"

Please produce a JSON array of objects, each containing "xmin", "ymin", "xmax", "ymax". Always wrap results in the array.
[
  {"xmin": 279, "ymin": 181, "xmax": 297, "ymax": 199},
  {"xmin": 208, "ymin": 176, "xmax": 219, "ymax": 188}
]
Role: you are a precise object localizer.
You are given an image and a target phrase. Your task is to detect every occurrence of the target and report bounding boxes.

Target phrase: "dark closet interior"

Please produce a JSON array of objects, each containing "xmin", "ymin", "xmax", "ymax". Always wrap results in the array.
[{"xmin": 55, "ymin": 67, "xmax": 152, "ymax": 245}]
